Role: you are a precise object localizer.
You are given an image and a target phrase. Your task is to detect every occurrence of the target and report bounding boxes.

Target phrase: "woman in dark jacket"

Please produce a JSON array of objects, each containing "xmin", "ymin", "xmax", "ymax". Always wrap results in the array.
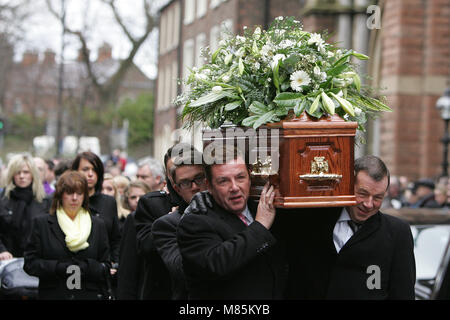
[
  {"xmin": 71, "ymin": 152, "xmax": 121, "ymax": 264},
  {"xmin": 24, "ymin": 171, "xmax": 111, "ymax": 300},
  {"xmin": 0, "ymin": 154, "xmax": 50, "ymax": 260}
]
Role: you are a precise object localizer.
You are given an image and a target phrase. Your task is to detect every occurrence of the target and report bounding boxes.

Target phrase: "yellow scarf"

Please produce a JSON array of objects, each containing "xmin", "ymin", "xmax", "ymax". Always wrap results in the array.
[{"xmin": 56, "ymin": 207, "xmax": 91, "ymax": 252}]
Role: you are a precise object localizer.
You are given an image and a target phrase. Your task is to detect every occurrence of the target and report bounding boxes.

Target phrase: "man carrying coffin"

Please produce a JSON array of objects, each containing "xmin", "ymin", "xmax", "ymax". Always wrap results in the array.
[{"xmin": 176, "ymin": 144, "xmax": 287, "ymax": 299}]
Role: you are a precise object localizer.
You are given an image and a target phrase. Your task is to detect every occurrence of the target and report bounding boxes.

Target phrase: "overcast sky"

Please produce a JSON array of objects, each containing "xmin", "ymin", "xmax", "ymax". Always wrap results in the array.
[{"xmin": 14, "ymin": 0, "xmax": 170, "ymax": 79}]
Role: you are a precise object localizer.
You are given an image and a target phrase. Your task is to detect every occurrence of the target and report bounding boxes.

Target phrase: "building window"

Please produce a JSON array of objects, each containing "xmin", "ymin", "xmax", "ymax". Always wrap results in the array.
[
  {"xmin": 157, "ymin": 69, "xmax": 165, "ymax": 110},
  {"xmin": 164, "ymin": 66, "xmax": 171, "ymax": 108},
  {"xmin": 221, "ymin": 18, "xmax": 233, "ymax": 37},
  {"xmin": 184, "ymin": 0, "xmax": 195, "ymax": 25},
  {"xmin": 197, "ymin": 0, "xmax": 207, "ymax": 18},
  {"xmin": 171, "ymin": 61, "xmax": 178, "ymax": 103},
  {"xmin": 159, "ymin": 12, "xmax": 167, "ymax": 54},
  {"xmin": 172, "ymin": 2, "xmax": 180, "ymax": 48},
  {"xmin": 209, "ymin": 25, "xmax": 220, "ymax": 53},
  {"xmin": 210, "ymin": 0, "xmax": 222, "ymax": 9},
  {"xmin": 195, "ymin": 33, "xmax": 206, "ymax": 68},
  {"xmin": 183, "ymin": 38, "xmax": 195, "ymax": 88},
  {"xmin": 166, "ymin": 8, "xmax": 174, "ymax": 51}
]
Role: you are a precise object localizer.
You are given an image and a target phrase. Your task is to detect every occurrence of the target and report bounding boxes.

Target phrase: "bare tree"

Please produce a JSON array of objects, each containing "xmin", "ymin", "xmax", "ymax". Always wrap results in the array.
[
  {"xmin": 0, "ymin": 1, "xmax": 32, "ymax": 110},
  {"xmin": 46, "ymin": 0, "xmax": 158, "ymax": 108}
]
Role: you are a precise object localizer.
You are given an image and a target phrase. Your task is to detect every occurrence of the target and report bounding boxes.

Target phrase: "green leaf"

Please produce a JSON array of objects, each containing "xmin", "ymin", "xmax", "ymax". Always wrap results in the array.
[
  {"xmin": 224, "ymin": 101, "xmax": 242, "ymax": 111},
  {"xmin": 253, "ymin": 111, "xmax": 276, "ymax": 129},
  {"xmin": 273, "ymin": 92, "xmax": 304, "ymax": 108},
  {"xmin": 242, "ymin": 115, "xmax": 259, "ymax": 127},
  {"xmin": 327, "ymin": 63, "xmax": 348, "ymax": 76},
  {"xmin": 273, "ymin": 61, "xmax": 280, "ymax": 92},
  {"xmin": 189, "ymin": 91, "xmax": 228, "ymax": 107},
  {"xmin": 211, "ymin": 48, "xmax": 221, "ymax": 64},
  {"xmin": 249, "ymin": 101, "xmax": 269, "ymax": 115},
  {"xmin": 353, "ymin": 74, "xmax": 361, "ymax": 92},
  {"xmin": 294, "ymin": 99, "xmax": 309, "ymax": 117}
]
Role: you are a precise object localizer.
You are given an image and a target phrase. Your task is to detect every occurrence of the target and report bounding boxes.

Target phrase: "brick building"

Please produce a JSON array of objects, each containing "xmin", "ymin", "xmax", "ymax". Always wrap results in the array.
[
  {"xmin": 2, "ymin": 43, "xmax": 154, "ymax": 141},
  {"xmin": 154, "ymin": 0, "xmax": 450, "ymax": 180}
]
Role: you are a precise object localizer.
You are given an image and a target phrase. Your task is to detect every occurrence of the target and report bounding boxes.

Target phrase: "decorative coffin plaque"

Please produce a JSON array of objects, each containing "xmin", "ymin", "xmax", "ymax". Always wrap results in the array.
[{"xmin": 202, "ymin": 112, "xmax": 358, "ymax": 208}]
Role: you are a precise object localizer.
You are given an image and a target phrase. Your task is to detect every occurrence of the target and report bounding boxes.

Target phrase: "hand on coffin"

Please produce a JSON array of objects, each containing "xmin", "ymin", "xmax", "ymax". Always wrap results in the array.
[{"xmin": 255, "ymin": 182, "xmax": 276, "ymax": 229}]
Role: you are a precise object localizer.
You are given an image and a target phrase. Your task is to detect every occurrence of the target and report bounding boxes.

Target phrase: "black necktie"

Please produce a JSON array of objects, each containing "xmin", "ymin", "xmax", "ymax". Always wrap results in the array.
[{"xmin": 347, "ymin": 220, "xmax": 363, "ymax": 233}]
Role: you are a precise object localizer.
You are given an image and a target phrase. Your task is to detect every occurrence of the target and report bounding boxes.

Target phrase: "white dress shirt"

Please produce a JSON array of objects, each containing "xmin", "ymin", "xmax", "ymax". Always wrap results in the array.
[
  {"xmin": 333, "ymin": 208, "xmax": 355, "ymax": 253},
  {"xmin": 240, "ymin": 205, "xmax": 254, "ymax": 225}
]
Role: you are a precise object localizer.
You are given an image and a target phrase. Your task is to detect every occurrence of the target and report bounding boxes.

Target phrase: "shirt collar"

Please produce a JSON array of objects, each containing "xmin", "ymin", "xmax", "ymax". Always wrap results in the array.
[{"xmin": 337, "ymin": 207, "xmax": 352, "ymax": 222}]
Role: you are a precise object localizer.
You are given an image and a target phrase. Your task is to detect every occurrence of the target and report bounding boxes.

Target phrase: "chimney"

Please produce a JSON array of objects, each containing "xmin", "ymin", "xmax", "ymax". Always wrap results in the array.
[
  {"xmin": 21, "ymin": 51, "xmax": 39, "ymax": 66},
  {"xmin": 97, "ymin": 42, "xmax": 112, "ymax": 62},
  {"xmin": 42, "ymin": 49, "xmax": 55, "ymax": 66}
]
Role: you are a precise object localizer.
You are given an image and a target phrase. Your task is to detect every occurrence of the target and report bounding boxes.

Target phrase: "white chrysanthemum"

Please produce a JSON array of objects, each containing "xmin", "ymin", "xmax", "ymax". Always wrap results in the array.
[{"xmin": 290, "ymin": 70, "xmax": 311, "ymax": 92}]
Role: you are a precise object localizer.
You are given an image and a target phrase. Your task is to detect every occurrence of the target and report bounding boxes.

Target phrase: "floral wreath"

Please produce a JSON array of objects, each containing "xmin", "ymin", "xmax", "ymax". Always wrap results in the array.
[{"xmin": 177, "ymin": 16, "xmax": 391, "ymax": 132}]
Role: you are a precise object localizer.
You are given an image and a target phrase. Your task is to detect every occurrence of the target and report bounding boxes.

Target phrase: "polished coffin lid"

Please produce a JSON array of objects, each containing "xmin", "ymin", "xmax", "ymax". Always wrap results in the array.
[{"xmin": 202, "ymin": 112, "xmax": 358, "ymax": 208}]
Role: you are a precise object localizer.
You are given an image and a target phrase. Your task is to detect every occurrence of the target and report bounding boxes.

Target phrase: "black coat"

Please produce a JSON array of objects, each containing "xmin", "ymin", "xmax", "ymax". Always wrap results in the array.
[
  {"xmin": 134, "ymin": 190, "xmax": 176, "ymax": 299},
  {"xmin": 282, "ymin": 207, "xmax": 416, "ymax": 300},
  {"xmin": 0, "ymin": 190, "xmax": 51, "ymax": 257},
  {"xmin": 88, "ymin": 192, "xmax": 121, "ymax": 263},
  {"xmin": 23, "ymin": 212, "xmax": 111, "ymax": 300},
  {"xmin": 116, "ymin": 211, "xmax": 144, "ymax": 300},
  {"xmin": 152, "ymin": 209, "xmax": 187, "ymax": 300},
  {"xmin": 177, "ymin": 199, "xmax": 287, "ymax": 300}
]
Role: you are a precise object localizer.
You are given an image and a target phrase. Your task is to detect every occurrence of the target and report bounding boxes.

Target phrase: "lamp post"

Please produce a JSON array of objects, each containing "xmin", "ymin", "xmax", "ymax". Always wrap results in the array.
[{"xmin": 436, "ymin": 88, "xmax": 450, "ymax": 177}]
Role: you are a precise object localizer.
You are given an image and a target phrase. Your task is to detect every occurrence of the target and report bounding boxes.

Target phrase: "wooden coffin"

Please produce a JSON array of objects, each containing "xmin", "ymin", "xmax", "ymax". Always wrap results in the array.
[{"xmin": 202, "ymin": 112, "xmax": 358, "ymax": 208}]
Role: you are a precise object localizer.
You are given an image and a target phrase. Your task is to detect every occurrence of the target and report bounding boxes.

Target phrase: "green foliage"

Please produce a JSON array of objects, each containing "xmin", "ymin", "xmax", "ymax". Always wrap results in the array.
[
  {"xmin": 117, "ymin": 93, "xmax": 154, "ymax": 146},
  {"xmin": 7, "ymin": 114, "xmax": 46, "ymax": 138}
]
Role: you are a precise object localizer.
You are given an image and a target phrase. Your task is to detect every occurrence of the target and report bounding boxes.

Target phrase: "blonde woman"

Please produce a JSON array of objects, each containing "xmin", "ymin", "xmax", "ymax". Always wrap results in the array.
[
  {"xmin": 102, "ymin": 173, "xmax": 130, "ymax": 235},
  {"xmin": 0, "ymin": 154, "xmax": 50, "ymax": 261},
  {"xmin": 24, "ymin": 171, "xmax": 111, "ymax": 300}
]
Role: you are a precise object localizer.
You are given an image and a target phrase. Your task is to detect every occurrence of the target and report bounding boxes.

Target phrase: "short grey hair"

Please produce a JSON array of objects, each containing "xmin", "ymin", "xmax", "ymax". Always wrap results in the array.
[{"xmin": 138, "ymin": 156, "xmax": 166, "ymax": 183}]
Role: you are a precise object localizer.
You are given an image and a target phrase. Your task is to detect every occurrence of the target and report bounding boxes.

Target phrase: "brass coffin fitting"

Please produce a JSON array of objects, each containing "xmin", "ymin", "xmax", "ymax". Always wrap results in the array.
[
  {"xmin": 250, "ymin": 156, "xmax": 277, "ymax": 176},
  {"xmin": 299, "ymin": 156, "xmax": 342, "ymax": 181}
]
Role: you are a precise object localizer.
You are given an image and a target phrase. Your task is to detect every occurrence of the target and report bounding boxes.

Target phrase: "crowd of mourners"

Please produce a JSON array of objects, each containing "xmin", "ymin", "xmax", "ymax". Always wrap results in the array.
[{"xmin": 0, "ymin": 144, "xmax": 448, "ymax": 300}]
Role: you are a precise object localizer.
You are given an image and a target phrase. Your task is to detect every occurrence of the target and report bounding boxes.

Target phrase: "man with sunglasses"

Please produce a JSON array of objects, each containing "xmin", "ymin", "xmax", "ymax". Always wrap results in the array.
[{"xmin": 151, "ymin": 148, "xmax": 207, "ymax": 299}]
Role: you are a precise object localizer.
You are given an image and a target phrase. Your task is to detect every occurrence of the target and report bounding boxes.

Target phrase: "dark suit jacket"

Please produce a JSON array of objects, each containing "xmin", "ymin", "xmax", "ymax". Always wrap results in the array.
[
  {"xmin": 0, "ymin": 191, "xmax": 51, "ymax": 257},
  {"xmin": 282, "ymin": 207, "xmax": 416, "ymax": 300},
  {"xmin": 152, "ymin": 209, "xmax": 187, "ymax": 300},
  {"xmin": 134, "ymin": 190, "xmax": 175, "ymax": 299},
  {"xmin": 89, "ymin": 192, "xmax": 121, "ymax": 263},
  {"xmin": 177, "ymin": 200, "xmax": 287, "ymax": 300},
  {"xmin": 23, "ymin": 212, "xmax": 110, "ymax": 300},
  {"xmin": 116, "ymin": 211, "xmax": 144, "ymax": 300}
]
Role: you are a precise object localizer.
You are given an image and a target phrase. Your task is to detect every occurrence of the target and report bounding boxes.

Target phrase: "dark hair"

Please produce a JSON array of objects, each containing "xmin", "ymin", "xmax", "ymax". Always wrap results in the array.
[
  {"xmin": 169, "ymin": 148, "xmax": 204, "ymax": 183},
  {"xmin": 71, "ymin": 151, "xmax": 104, "ymax": 193},
  {"xmin": 45, "ymin": 159, "xmax": 55, "ymax": 171},
  {"xmin": 354, "ymin": 155, "xmax": 390, "ymax": 189},
  {"xmin": 204, "ymin": 142, "xmax": 248, "ymax": 183},
  {"xmin": 50, "ymin": 170, "xmax": 90, "ymax": 215}
]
